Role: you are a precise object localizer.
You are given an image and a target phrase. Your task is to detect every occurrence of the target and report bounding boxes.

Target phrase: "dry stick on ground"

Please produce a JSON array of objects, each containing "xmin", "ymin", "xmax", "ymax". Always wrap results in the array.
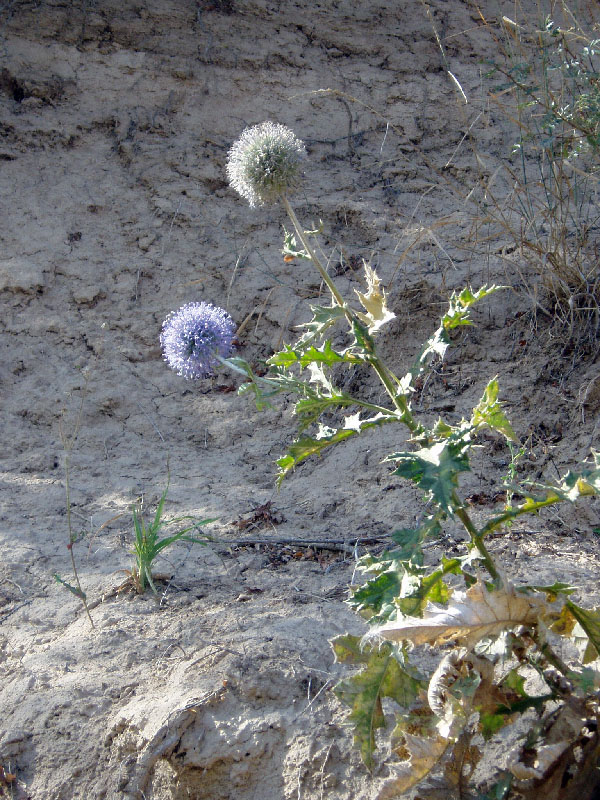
[{"xmin": 220, "ymin": 534, "xmax": 393, "ymax": 553}]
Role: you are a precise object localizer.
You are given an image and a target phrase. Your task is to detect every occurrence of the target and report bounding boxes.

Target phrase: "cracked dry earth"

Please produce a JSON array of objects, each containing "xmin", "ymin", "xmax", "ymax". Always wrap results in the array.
[{"xmin": 1, "ymin": 1, "xmax": 600, "ymax": 798}]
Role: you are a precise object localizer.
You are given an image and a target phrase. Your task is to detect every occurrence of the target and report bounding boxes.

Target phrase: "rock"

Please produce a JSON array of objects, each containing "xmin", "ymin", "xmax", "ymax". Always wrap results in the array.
[{"xmin": 0, "ymin": 259, "xmax": 45, "ymax": 292}]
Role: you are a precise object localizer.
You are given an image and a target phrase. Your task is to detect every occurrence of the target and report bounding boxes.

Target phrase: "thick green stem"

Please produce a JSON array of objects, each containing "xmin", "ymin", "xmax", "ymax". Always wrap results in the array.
[
  {"xmin": 453, "ymin": 496, "xmax": 500, "ymax": 582},
  {"xmin": 367, "ymin": 357, "xmax": 420, "ymax": 434},
  {"xmin": 535, "ymin": 634, "xmax": 571, "ymax": 676}
]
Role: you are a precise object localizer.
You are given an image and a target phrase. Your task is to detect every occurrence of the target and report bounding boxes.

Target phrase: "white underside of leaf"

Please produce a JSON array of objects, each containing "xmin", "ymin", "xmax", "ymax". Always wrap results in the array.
[
  {"xmin": 355, "ymin": 263, "xmax": 396, "ymax": 333},
  {"xmin": 371, "ymin": 580, "xmax": 550, "ymax": 648}
]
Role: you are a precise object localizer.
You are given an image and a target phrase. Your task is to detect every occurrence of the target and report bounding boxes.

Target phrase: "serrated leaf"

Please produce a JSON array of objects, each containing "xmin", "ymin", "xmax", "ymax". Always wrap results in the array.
[
  {"xmin": 406, "ymin": 285, "xmax": 502, "ymax": 388},
  {"xmin": 225, "ymin": 356, "xmax": 284, "ymax": 411},
  {"xmin": 351, "ymin": 316, "xmax": 376, "ymax": 355},
  {"xmin": 298, "ymin": 341, "xmax": 362, "ymax": 368},
  {"xmin": 431, "ymin": 418, "xmax": 455, "ymax": 438},
  {"xmin": 387, "ymin": 439, "xmax": 471, "ymax": 516},
  {"xmin": 377, "ymin": 733, "xmax": 450, "ymax": 799},
  {"xmin": 355, "ymin": 263, "xmax": 396, "ymax": 333},
  {"xmin": 275, "ymin": 427, "xmax": 353, "ymax": 483},
  {"xmin": 522, "ymin": 582, "xmax": 575, "ymax": 601},
  {"xmin": 332, "ymin": 639, "xmax": 422, "ymax": 771},
  {"xmin": 372, "ymin": 579, "xmax": 550, "ymax": 648},
  {"xmin": 390, "ymin": 514, "xmax": 443, "ymax": 562},
  {"xmin": 293, "ymin": 393, "xmax": 351, "ymax": 429},
  {"xmin": 332, "ymin": 633, "xmax": 371, "ymax": 665},
  {"xmin": 471, "ymin": 379, "xmax": 517, "ymax": 442},
  {"xmin": 479, "ymin": 461, "xmax": 600, "ymax": 536},
  {"xmin": 277, "ymin": 412, "xmax": 400, "ymax": 483},
  {"xmin": 442, "ymin": 285, "xmax": 502, "ymax": 330},
  {"xmin": 395, "ymin": 559, "xmax": 462, "ymax": 618},
  {"xmin": 349, "ymin": 567, "xmax": 405, "ymax": 623},
  {"xmin": 266, "ymin": 345, "xmax": 300, "ymax": 369},
  {"xmin": 268, "ymin": 341, "xmax": 362, "ymax": 370},
  {"xmin": 295, "ymin": 303, "xmax": 346, "ymax": 347},
  {"xmin": 282, "ymin": 227, "xmax": 309, "ymax": 259}
]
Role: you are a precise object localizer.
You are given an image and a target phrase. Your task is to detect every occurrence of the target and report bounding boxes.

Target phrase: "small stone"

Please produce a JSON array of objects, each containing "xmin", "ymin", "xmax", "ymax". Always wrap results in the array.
[{"xmin": 137, "ymin": 233, "xmax": 156, "ymax": 252}]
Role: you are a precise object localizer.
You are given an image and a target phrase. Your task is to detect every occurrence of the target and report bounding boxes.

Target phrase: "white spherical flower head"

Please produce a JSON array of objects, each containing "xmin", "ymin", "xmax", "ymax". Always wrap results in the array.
[{"xmin": 226, "ymin": 121, "xmax": 306, "ymax": 207}]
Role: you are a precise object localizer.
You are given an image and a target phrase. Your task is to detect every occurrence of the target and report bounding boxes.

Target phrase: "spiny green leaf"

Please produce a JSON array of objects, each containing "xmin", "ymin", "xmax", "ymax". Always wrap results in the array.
[
  {"xmin": 520, "ymin": 582, "xmax": 575, "ymax": 601},
  {"xmin": 268, "ymin": 341, "xmax": 362, "ymax": 370},
  {"xmin": 267, "ymin": 345, "xmax": 300, "ymax": 369},
  {"xmin": 554, "ymin": 462, "xmax": 600, "ymax": 500},
  {"xmin": 282, "ymin": 228, "xmax": 309, "ymax": 259},
  {"xmin": 352, "ymin": 316, "xmax": 376, "ymax": 355},
  {"xmin": 226, "ymin": 356, "xmax": 282, "ymax": 410},
  {"xmin": 294, "ymin": 391, "xmax": 357, "ymax": 429},
  {"xmin": 332, "ymin": 633, "xmax": 371, "ymax": 665},
  {"xmin": 482, "ymin": 456, "xmax": 600, "ymax": 536},
  {"xmin": 471, "ymin": 379, "xmax": 517, "ymax": 442},
  {"xmin": 390, "ymin": 522, "xmax": 436, "ymax": 563},
  {"xmin": 299, "ymin": 341, "xmax": 361, "ymax": 367},
  {"xmin": 387, "ymin": 440, "xmax": 471, "ymax": 516},
  {"xmin": 332, "ymin": 638, "xmax": 422, "ymax": 771},
  {"xmin": 349, "ymin": 564, "xmax": 405, "ymax": 623},
  {"xmin": 396, "ymin": 560, "xmax": 461, "ymax": 617},
  {"xmin": 276, "ymin": 427, "xmax": 356, "ymax": 483},
  {"xmin": 442, "ymin": 285, "xmax": 503, "ymax": 330},
  {"xmin": 295, "ymin": 303, "xmax": 346, "ymax": 347},
  {"xmin": 431, "ymin": 417, "xmax": 455, "ymax": 439},
  {"xmin": 277, "ymin": 412, "xmax": 400, "ymax": 484},
  {"xmin": 404, "ymin": 286, "xmax": 502, "ymax": 389}
]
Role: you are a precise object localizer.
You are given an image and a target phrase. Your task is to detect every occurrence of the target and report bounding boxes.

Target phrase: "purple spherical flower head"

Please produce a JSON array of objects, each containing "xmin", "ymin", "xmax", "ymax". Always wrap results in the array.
[{"xmin": 161, "ymin": 302, "xmax": 235, "ymax": 379}]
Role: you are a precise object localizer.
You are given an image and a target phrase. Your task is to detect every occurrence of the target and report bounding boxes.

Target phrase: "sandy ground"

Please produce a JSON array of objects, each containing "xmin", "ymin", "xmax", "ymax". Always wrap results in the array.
[{"xmin": 1, "ymin": 1, "xmax": 600, "ymax": 798}]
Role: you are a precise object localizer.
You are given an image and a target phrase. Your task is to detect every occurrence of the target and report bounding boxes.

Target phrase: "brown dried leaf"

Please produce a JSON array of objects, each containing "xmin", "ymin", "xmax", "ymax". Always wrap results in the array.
[
  {"xmin": 377, "ymin": 733, "xmax": 450, "ymax": 800},
  {"xmin": 372, "ymin": 579, "xmax": 549, "ymax": 649}
]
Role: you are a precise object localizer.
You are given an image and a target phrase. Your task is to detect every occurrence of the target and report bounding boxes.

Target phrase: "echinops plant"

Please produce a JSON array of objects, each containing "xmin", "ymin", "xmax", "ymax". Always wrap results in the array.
[{"xmin": 162, "ymin": 122, "xmax": 600, "ymax": 799}]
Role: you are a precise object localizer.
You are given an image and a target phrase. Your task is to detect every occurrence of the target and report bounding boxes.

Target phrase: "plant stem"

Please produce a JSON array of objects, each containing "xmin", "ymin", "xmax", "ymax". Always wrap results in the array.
[
  {"xmin": 281, "ymin": 195, "xmax": 346, "ymax": 308},
  {"xmin": 64, "ymin": 451, "xmax": 95, "ymax": 629},
  {"xmin": 281, "ymin": 194, "xmax": 421, "ymax": 433},
  {"xmin": 60, "ymin": 376, "xmax": 95, "ymax": 629},
  {"xmin": 453, "ymin": 496, "xmax": 500, "ymax": 581},
  {"xmin": 366, "ymin": 357, "xmax": 420, "ymax": 434},
  {"xmin": 535, "ymin": 634, "xmax": 571, "ymax": 676}
]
